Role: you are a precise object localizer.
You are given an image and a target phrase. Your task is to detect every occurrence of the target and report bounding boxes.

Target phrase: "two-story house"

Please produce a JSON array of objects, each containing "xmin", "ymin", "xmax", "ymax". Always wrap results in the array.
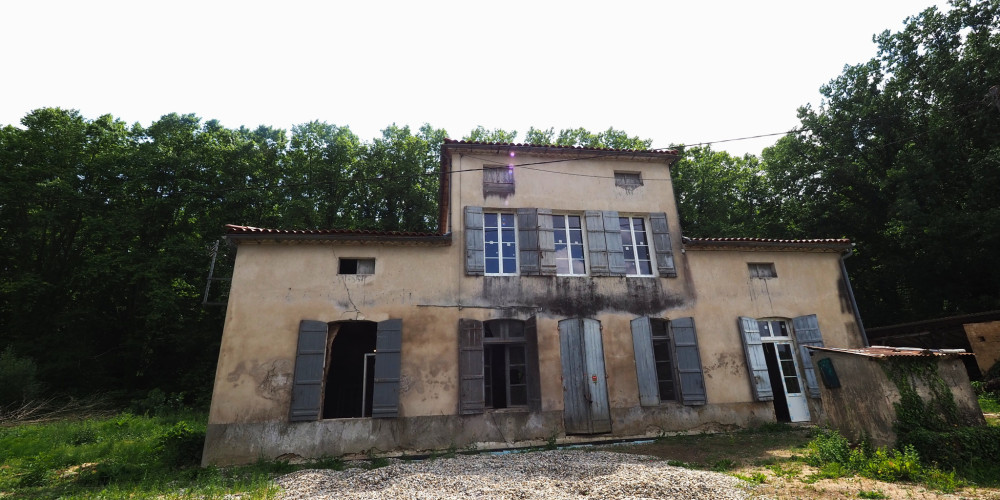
[{"xmin": 202, "ymin": 140, "xmax": 866, "ymax": 465}]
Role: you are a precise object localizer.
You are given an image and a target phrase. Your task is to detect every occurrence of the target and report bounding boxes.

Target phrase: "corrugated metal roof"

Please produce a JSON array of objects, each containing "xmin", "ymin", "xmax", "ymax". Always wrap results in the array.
[{"xmin": 807, "ymin": 345, "xmax": 973, "ymax": 358}]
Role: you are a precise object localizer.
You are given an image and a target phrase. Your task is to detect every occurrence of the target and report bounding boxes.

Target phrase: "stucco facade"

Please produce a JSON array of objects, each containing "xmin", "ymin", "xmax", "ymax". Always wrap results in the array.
[{"xmin": 203, "ymin": 141, "xmax": 866, "ymax": 465}]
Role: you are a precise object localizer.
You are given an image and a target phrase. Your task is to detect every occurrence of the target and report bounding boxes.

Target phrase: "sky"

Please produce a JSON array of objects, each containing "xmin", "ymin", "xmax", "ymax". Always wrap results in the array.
[{"xmin": 1, "ymin": 0, "xmax": 939, "ymax": 156}]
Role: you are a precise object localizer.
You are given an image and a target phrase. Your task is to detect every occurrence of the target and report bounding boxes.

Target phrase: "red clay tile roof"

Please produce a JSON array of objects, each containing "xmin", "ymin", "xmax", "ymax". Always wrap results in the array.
[
  {"xmin": 225, "ymin": 224, "xmax": 450, "ymax": 244},
  {"xmin": 442, "ymin": 138, "xmax": 680, "ymax": 157},
  {"xmin": 807, "ymin": 346, "xmax": 973, "ymax": 358}
]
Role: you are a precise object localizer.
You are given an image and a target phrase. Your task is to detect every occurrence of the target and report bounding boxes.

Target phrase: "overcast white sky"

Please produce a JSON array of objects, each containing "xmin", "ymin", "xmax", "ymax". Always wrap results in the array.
[{"xmin": 1, "ymin": 0, "xmax": 937, "ymax": 156}]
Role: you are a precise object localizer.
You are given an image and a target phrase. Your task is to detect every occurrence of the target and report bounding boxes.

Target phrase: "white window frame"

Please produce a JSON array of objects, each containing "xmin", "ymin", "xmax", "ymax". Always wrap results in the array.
[
  {"xmin": 552, "ymin": 213, "xmax": 587, "ymax": 276},
  {"xmin": 620, "ymin": 215, "xmax": 655, "ymax": 277},
  {"xmin": 484, "ymin": 211, "xmax": 518, "ymax": 275}
]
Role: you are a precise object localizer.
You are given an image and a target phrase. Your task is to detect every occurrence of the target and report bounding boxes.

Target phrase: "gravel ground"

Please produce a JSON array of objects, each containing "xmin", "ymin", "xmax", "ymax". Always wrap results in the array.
[{"xmin": 275, "ymin": 450, "xmax": 755, "ymax": 499}]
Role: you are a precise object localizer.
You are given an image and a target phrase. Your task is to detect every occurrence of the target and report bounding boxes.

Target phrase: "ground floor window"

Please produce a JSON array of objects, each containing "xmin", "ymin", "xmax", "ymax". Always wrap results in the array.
[{"xmin": 458, "ymin": 317, "xmax": 540, "ymax": 414}]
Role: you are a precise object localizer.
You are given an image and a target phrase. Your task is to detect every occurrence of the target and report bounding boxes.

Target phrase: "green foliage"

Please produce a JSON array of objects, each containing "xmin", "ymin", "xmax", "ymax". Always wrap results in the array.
[
  {"xmin": 710, "ymin": 458, "xmax": 736, "ymax": 471},
  {"xmin": 155, "ymin": 420, "xmax": 205, "ymax": 467},
  {"xmin": 0, "ymin": 345, "xmax": 41, "ymax": 406},
  {"xmin": 857, "ymin": 489, "xmax": 888, "ymax": 499},
  {"xmin": 732, "ymin": 471, "xmax": 767, "ymax": 484},
  {"xmin": 881, "ymin": 358, "xmax": 960, "ymax": 434}
]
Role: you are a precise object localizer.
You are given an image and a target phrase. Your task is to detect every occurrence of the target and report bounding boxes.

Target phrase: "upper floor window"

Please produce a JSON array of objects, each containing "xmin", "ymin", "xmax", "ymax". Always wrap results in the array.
[
  {"xmin": 614, "ymin": 171, "xmax": 643, "ymax": 189},
  {"xmin": 758, "ymin": 319, "xmax": 790, "ymax": 338},
  {"xmin": 553, "ymin": 214, "xmax": 586, "ymax": 275},
  {"xmin": 339, "ymin": 258, "xmax": 375, "ymax": 275},
  {"xmin": 484, "ymin": 212, "xmax": 517, "ymax": 274},
  {"xmin": 483, "ymin": 166, "xmax": 515, "ymax": 196},
  {"xmin": 748, "ymin": 262, "xmax": 777, "ymax": 279},
  {"xmin": 619, "ymin": 216, "xmax": 653, "ymax": 276}
]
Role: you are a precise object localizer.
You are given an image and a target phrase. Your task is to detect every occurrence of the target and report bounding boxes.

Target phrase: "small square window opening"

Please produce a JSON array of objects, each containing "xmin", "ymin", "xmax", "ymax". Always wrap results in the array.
[
  {"xmin": 483, "ymin": 166, "xmax": 515, "ymax": 196},
  {"xmin": 339, "ymin": 258, "xmax": 375, "ymax": 275},
  {"xmin": 748, "ymin": 262, "xmax": 777, "ymax": 279},
  {"xmin": 614, "ymin": 171, "xmax": 643, "ymax": 188}
]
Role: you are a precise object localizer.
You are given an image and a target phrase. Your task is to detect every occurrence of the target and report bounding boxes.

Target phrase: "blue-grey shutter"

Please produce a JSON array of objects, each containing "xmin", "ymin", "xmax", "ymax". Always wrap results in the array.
[
  {"xmin": 525, "ymin": 316, "xmax": 543, "ymax": 411},
  {"xmin": 465, "ymin": 206, "xmax": 485, "ymax": 275},
  {"xmin": 630, "ymin": 317, "xmax": 660, "ymax": 406},
  {"xmin": 290, "ymin": 320, "xmax": 328, "ymax": 422},
  {"xmin": 458, "ymin": 319, "xmax": 485, "ymax": 415},
  {"xmin": 603, "ymin": 211, "xmax": 627, "ymax": 276},
  {"xmin": 738, "ymin": 317, "xmax": 773, "ymax": 401},
  {"xmin": 372, "ymin": 319, "xmax": 402, "ymax": 418},
  {"xmin": 559, "ymin": 318, "xmax": 589, "ymax": 433},
  {"xmin": 648, "ymin": 212, "xmax": 677, "ymax": 278},
  {"xmin": 581, "ymin": 318, "xmax": 612, "ymax": 433},
  {"xmin": 793, "ymin": 314, "xmax": 824, "ymax": 398},
  {"xmin": 517, "ymin": 208, "xmax": 540, "ymax": 275},
  {"xmin": 537, "ymin": 209, "xmax": 557, "ymax": 276},
  {"xmin": 670, "ymin": 317, "xmax": 706, "ymax": 405},
  {"xmin": 585, "ymin": 211, "xmax": 609, "ymax": 276}
]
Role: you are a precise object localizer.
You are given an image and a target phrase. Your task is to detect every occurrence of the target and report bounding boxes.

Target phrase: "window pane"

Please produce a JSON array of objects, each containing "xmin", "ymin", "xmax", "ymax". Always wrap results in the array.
[
  {"xmin": 508, "ymin": 385, "xmax": 527, "ymax": 406},
  {"xmin": 572, "ymin": 260, "xmax": 586, "ymax": 274},
  {"xmin": 484, "ymin": 213, "xmax": 497, "ymax": 227},
  {"xmin": 509, "ymin": 345, "xmax": 525, "ymax": 363},
  {"xmin": 570, "ymin": 244, "xmax": 584, "ymax": 259},
  {"xmin": 502, "ymin": 228, "xmax": 515, "ymax": 242},
  {"xmin": 638, "ymin": 260, "xmax": 652, "ymax": 275},
  {"xmin": 555, "ymin": 231, "xmax": 567, "ymax": 244},
  {"xmin": 758, "ymin": 321, "xmax": 772, "ymax": 337},
  {"xmin": 569, "ymin": 230, "xmax": 583, "ymax": 245},
  {"xmin": 485, "ymin": 242, "xmax": 498, "ymax": 258},
  {"xmin": 633, "ymin": 229, "xmax": 647, "ymax": 245},
  {"xmin": 636, "ymin": 246, "xmax": 650, "ymax": 260},
  {"xmin": 556, "ymin": 260, "xmax": 569, "ymax": 275},
  {"xmin": 568, "ymin": 216, "xmax": 581, "ymax": 228},
  {"xmin": 784, "ymin": 376, "xmax": 801, "ymax": 394},
  {"xmin": 501, "ymin": 242, "xmax": 516, "ymax": 258},
  {"xmin": 555, "ymin": 243, "xmax": 568, "ymax": 259},
  {"xmin": 502, "ymin": 258, "xmax": 516, "ymax": 272},
  {"xmin": 486, "ymin": 259, "xmax": 499, "ymax": 274},
  {"xmin": 619, "ymin": 217, "xmax": 630, "ymax": 230},
  {"xmin": 500, "ymin": 214, "xmax": 515, "ymax": 227},
  {"xmin": 625, "ymin": 261, "xmax": 637, "ymax": 274},
  {"xmin": 631, "ymin": 218, "xmax": 646, "ymax": 233},
  {"xmin": 553, "ymin": 215, "xmax": 565, "ymax": 229},
  {"xmin": 778, "ymin": 322, "xmax": 789, "ymax": 336},
  {"xmin": 485, "ymin": 228, "xmax": 498, "ymax": 244},
  {"xmin": 621, "ymin": 231, "xmax": 633, "ymax": 246}
]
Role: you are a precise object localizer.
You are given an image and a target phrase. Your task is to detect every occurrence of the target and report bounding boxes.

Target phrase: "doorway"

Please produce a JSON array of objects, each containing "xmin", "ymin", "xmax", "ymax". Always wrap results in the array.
[
  {"xmin": 559, "ymin": 318, "xmax": 612, "ymax": 434},
  {"xmin": 762, "ymin": 340, "xmax": 809, "ymax": 422},
  {"xmin": 323, "ymin": 321, "xmax": 377, "ymax": 418}
]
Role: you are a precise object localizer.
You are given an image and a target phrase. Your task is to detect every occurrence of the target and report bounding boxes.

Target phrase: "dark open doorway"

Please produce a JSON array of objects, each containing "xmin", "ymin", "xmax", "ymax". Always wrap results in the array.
[
  {"xmin": 323, "ymin": 321, "xmax": 377, "ymax": 418},
  {"xmin": 763, "ymin": 343, "xmax": 791, "ymax": 422}
]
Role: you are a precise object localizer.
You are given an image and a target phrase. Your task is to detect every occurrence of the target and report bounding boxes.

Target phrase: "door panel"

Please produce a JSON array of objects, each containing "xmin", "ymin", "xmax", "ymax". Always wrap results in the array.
[
  {"xmin": 582, "ymin": 319, "xmax": 612, "ymax": 433},
  {"xmin": 559, "ymin": 319, "xmax": 611, "ymax": 434},
  {"xmin": 773, "ymin": 342, "xmax": 810, "ymax": 422}
]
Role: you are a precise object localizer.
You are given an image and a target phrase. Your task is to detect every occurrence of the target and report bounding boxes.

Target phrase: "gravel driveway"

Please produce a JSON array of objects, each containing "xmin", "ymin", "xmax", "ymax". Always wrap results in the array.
[{"xmin": 275, "ymin": 450, "xmax": 754, "ymax": 499}]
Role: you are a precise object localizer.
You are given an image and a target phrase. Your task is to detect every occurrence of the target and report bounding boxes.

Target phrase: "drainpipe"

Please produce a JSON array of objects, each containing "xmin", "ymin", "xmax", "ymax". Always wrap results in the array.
[{"xmin": 840, "ymin": 245, "xmax": 869, "ymax": 346}]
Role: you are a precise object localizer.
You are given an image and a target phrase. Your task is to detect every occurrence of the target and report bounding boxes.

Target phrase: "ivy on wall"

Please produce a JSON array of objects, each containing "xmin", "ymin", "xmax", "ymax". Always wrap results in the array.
[{"xmin": 880, "ymin": 358, "xmax": 960, "ymax": 434}]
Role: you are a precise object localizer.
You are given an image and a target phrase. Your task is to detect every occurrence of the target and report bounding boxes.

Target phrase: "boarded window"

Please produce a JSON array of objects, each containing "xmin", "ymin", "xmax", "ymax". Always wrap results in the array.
[
  {"xmin": 483, "ymin": 166, "xmax": 515, "ymax": 196},
  {"xmin": 614, "ymin": 171, "xmax": 643, "ymax": 188},
  {"xmin": 748, "ymin": 262, "xmax": 777, "ymax": 279},
  {"xmin": 339, "ymin": 258, "xmax": 375, "ymax": 275}
]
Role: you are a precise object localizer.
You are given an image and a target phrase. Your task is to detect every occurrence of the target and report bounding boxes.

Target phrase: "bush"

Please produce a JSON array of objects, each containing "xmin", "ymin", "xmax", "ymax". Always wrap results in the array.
[
  {"xmin": 0, "ymin": 346, "xmax": 41, "ymax": 406},
  {"xmin": 156, "ymin": 420, "xmax": 205, "ymax": 467}
]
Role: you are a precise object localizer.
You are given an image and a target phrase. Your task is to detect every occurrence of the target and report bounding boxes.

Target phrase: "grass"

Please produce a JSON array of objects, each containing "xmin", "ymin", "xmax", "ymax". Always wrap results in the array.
[{"xmin": 0, "ymin": 409, "xmax": 345, "ymax": 499}]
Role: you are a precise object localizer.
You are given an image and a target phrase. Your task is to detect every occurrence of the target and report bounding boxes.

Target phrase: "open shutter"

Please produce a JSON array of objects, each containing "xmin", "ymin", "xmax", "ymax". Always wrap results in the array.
[
  {"xmin": 603, "ymin": 211, "xmax": 627, "ymax": 276},
  {"xmin": 670, "ymin": 317, "xmax": 707, "ymax": 405},
  {"xmin": 517, "ymin": 208, "xmax": 540, "ymax": 275},
  {"xmin": 630, "ymin": 317, "xmax": 660, "ymax": 406},
  {"xmin": 537, "ymin": 209, "xmax": 557, "ymax": 276},
  {"xmin": 525, "ymin": 316, "xmax": 543, "ymax": 411},
  {"xmin": 738, "ymin": 317, "xmax": 774, "ymax": 401},
  {"xmin": 793, "ymin": 314, "xmax": 825, "ymax": 398},
  {"xmin": 464, "ymin": 206, "xmax": 485, "ymax": 275},
  {"xmin": 372, "ymin": 319, "xmax": 402, "ymax": 418},
  {"xmin": 290, "ymin": 320, "xmax": 327, "ymax": 422},
  {"xmin": 649, "ymin": 212, "xmax": 677, "ymax": 278},
  {"xmin": 585, "ymin": 211, "xmax": 609, "ymax": 276},
  {"xmin": 458, "ymin": 319, "xmax": 485, "ymax": 415}
]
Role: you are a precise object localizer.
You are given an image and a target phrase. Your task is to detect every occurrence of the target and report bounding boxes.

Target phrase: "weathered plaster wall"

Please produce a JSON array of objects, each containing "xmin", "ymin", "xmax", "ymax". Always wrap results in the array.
[
  {"xmin": 678, "ymin": 249, "xmax": 863, "ymax": 405},
  {"xmin": 964, "ymin": 321, "xmax": 1000, "ymax": 374}
]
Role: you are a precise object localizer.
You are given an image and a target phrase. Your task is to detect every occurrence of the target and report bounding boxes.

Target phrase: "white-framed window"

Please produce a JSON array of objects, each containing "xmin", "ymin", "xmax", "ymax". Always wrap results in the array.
[
  {"xmin": 553, "ymin": 214, "xmax": 586, "ymax": 275},
  {"xmin": 484, "ymin": 212, "xmax": 517, "ymax": 274},
  {"xmin": 758, "ymin": 319, "xmax": 790, "ymax": 338},
  {"xmin": 619, "ymin": 216, "xmax": 654, "ymax": 276}
]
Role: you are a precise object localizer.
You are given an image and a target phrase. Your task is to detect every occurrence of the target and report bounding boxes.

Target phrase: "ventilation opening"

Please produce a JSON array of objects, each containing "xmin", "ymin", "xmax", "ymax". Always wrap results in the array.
[
  {"xmin": 339, "ymin": 258, "xmax": 375, "ymax": 275},
  {"xmin": 323, "ymin": 321, "xmax": 377, "ymax": 418}
]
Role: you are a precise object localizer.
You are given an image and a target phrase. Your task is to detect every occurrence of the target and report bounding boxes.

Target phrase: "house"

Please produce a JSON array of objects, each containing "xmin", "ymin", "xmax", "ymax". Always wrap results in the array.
[
  {"xmin": 202, "ymin": 140, "xmax": 867, "ymax": 465},
  {"xmin": 807, "ymin": 346, "xmax": 984, "ymax": 447}
]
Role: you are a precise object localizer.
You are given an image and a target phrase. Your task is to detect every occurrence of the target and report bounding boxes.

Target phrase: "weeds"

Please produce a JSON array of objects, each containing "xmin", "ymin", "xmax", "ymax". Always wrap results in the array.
[
  {"xmin": 857, "ymin": 489, "xmax": 888, "ymax": 499},
  {"xmin": 732, "ymin": 471, "xmax": 767, "ymax": 484}
]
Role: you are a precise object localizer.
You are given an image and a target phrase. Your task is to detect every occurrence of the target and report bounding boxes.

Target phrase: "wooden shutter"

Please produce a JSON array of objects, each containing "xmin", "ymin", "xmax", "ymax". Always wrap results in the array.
[
  {"xmin": 464, "ymin": 206, "xmax": 485, "ymax": 275},
  {"xmin": 559, "ymin": 318, "xmax": 589, "ymax": 433},
  {"xmin": 648, "ymin": 212, "xmax": 677, "ymax": 278},
  {"xmin": 371, "ymin": 319, "xmax": 402, "ymax": 418},
  {"xmin": 630, "ymin": 317, "xmax": 660, "ymax": 406},
  {"xmin": 524, "ymin": 316, "xmax": 543, "ymax": 411},
  {"xmin": 585, "ymin": 211, "xmax": 609, "ymax": 276},
  {"xmin": 517, "ymin": 208, "xmax": 540, "ymax": 275},
  {"xmin": 289, "ymin": 320, "xmax": 328, "ymax": 422},
  {"xmin": 670, "ymin": 317, "xmax": 707, "ymax": 405},
  {"xmin": 458, "ymin": 319, "xmax": 485, "ymax": 415},
  {"xmin": 603, "ymin": 211, "xmax": 627, "ymax": 276},
  {"xmin": 793, "ymin": 314, "xmax": 824, "ymax": 398},
  {"xmin": 738, "ymin": 317, "xmax": 774, "ymax": 401},
  {"xmin": 581, "ymin": 318, "xmax": 612, "ymax": 433},
  {"xmin": 537, "ymin": 209, "xmax": 557, "ymax": 276}
]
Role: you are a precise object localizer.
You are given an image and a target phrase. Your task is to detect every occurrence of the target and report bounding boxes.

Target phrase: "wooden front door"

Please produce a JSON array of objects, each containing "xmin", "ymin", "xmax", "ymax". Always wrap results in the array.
[{"xmin": 559, "ymin": 318, "xmax": 612, "ymax": 434}]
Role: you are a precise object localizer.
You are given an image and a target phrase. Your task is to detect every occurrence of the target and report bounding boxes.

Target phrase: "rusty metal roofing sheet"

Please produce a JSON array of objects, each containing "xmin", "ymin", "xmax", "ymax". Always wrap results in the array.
[{"xmin": 807, "ymin": 346, "xmax": 973, "ymax": 358}]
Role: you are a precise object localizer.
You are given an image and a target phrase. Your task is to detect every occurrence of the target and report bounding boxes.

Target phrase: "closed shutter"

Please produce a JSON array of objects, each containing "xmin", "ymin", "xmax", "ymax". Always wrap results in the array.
[
  {"xmin": 465, "ymin": 206, "xmax": 485, "ymax": 275},
  {"xmin": 371, "ymin": 319, "xmax": 402, "ymax": 418},
  {"xmin": 525, "ymin": 316, "xmax": 542, "ymax": 411},
  {"xmin": 458, "ymin": 319, "xmax": 485, "ymax": 415},
  {"xmin": 585, "ymin": 211, "xmax": 609, "ymax": 276},
  {"xmin": 603, "ymin": 211, "xmax": 627, "ymax": 276},
  {"xmin": 537, "ymin": 209, "xmax": 557, "ymax": 276},
  {"xmin": 738, "ymin": 317, "xmax": 774, "ymax": 401},
  {"xmin": 289, "ymin": 320, "xmax": 328, "ymax": 422},
  {"xmin": 670, "ymin": 317, "xmax": 706, "ymax": 405},
  {"xmin": 793, "ymin": 314, "xmax": 825, "ymax": 398},
  {"xmin": 648, "ymin": 212, "xmax": 677, "ymax": 278},
  {"xmin": 630, "ymin": 317, "xmax": 660, "ymax": 406},
  {"xmin": 581, "ymin": 318, "xmax": 612, "ymax": 433},
  {"xmin": 517, "ymin": 208, "xmax": 540, "ymax": 275}
]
